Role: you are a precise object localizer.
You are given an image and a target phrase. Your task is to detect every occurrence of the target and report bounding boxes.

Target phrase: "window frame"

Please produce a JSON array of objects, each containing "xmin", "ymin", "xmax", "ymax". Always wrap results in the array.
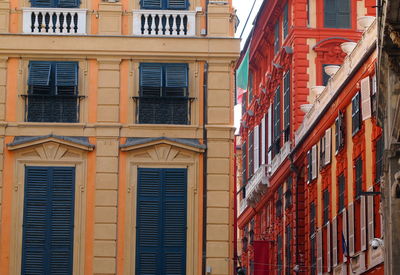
[{"xmin": 141, "ymin": 0, "xmax": 189, "ymax": 10}]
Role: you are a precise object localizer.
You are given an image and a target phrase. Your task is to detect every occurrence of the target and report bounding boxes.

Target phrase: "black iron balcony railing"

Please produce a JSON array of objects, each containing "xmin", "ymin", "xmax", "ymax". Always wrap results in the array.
[
  {"xmin": 22, "ymin": 94, "xmax": 84, "ymax": 123},
  {"xmin": 133, "ymin": 96, "xmax": 194, "ymax": 125}
]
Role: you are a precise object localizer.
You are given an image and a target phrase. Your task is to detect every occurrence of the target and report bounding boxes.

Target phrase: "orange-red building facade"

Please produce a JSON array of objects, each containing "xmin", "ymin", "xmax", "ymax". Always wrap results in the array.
[{"xmin": 237, "ymin": 0, "xmax": 383, "ymax": 274}]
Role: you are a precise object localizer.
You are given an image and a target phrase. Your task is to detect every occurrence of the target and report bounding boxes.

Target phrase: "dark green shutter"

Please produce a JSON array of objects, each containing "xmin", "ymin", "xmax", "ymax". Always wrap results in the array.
[
  {"xmin": 28, "ymin": 61, "xmax": 52, "ymax": 87},
  {"xmin": 283, "ymin": 71, "xmax": 290, "ymax": 130},
  {"xmin": 141, "ymin": 0, "xmax": 162, "ymax": 9},
  {"xmin": 167, "ymin": 0, "xmax": 188, "ymax": 9},
  {"xmin": 323, "ymin": 189, "xmax": 329, "ymax": 224},
  {"xmin": 165, "ymin": 64, "xmax": 188, "ymax": 88},
  {"xmin": 352, "ymin": 92, "xmax": 361, "ymax": 134},
  {"xmin": 136, "ymin": 168, "xmax": 187, "ymax": 275},
  {"xmin": 55, "ymin": 62, "xmax": 78, "ymax": 88},
  {"xmin": 22, "ymin": 166, "xmax": 75, "ymax": 275},
  {"xmin": 324, "ymin": 0, "xmax": 336, "ymax": 28},
  {"xmin": 140, "ymin": 63, "xmax": 163, "ymax": 97},
  {"xmin": 307, "ymin": 151, "xmax": 312, "ymax": 182},
  {"xmin": 58, "ymin": 0, "xmax": 79, "ymax": 8}
]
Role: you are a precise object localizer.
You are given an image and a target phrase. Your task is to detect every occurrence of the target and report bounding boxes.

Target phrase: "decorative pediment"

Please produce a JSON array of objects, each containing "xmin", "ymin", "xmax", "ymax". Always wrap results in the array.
[
  {"xmin": 7, "ymin": 135, "xmax": 95, "ymax": 152},
  {"xmin": 120, "ymin": 137, "xmax": 206, "ymax": 153},
  {"xmin": 313, "ymin": 37, "xmax": 354, "ymax": 63}
]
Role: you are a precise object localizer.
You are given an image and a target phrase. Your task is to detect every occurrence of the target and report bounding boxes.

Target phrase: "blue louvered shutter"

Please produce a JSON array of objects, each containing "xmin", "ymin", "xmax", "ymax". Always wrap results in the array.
[
  {"xmin": 28, "ymin": 61, "xmax": 52, "ymax": 87},
  {"xmin": 163, "ymin": 169, "xmax": 187, "ymax": 274},
  {"xmin": 30, "ymin": 0, "xmax": 53, "ymax": 7},
  {"xmin": 165, "ymin": 64, "xmax": 188, "ymax": 97},
  {"xmin": 57, "ymin": 0, "xmax": 79, "ymax": 8},
  {"xmin": 55, "ymin": 62, "xmax": 78, "ymax": 89},
  {"xmin": 140, "ymin": 63, "xmax": 163, "ymax": 97},
  {"xmin": 167, "ymin": 0, "xmax": 188, "ymax": 10},
  {"xmin": 136, "ymin": 168, "xmax": 163, "ymax": 274},
  {"xmin": 141, "ymin": 0, "xmax": 162, "ymax": 9}
]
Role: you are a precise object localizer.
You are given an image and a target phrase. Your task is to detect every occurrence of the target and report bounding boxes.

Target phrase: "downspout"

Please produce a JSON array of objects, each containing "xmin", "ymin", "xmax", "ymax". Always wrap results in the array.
[{"xmin": 202, "ymin": 62, "xmax": 209, "ymax": 275}]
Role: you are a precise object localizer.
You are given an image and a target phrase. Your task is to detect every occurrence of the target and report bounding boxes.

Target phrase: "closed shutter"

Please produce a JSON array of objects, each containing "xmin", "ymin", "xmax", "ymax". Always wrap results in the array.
[
  {"xmin": 22, "ymin": 166, "xmax": 75, "ymax": 275},
  {"xmin": 361, "ymin": 195, "xmax": 367, "ymax": 251},
  {"xmin": 167, "ymin": 0, "xmax": 188, "ymax": 9},
  {"xmin": 55, "ymin": 62, "xmax": 78, "ymax": 93},
  {"xmin": 336, "ymin": 0, "xmax": 350, "ymax": 28},
  {"xmin": 30, "ymin": 0, "xmax": 53, "ymax": 7},
  {"xmin": 274, "ymin": 22, "xmax": 280, "ymax": 54},
  {"xmin": 335, "ymin": 118, "xmax": 340, "ymax": 153},
  {"xmin": 28, "ymin": 61, "xmax": 52, "ymax": 87},
  {"xmin": 283, "ymin": 71, "xmax": 290, "ymax": 132},
  {"xmin": 254, "ymin": 125, "xmax": 260, "ymax": 173},
  {"xmin": 367, "ymin": 187, "xmax": 375, "ymax": 242},
  {"xmin": 317, "ymin": 229, "xmax": 323, "ymax": 275},
  {"xmin": 267, "ymin": 107, "xmax": 272, "ymax": 163},
  {"xmin": 324, "ymin": 0, "xmax": 336, "ymax": 28},
  {"xmin": 348, "ymin": 203, "xmax": 355, "ymax": 256},
  {"xmin": 140, "ymin": 63, "xmax": 163, "ymax": 97},
  {"xmin": 261, "ymin": 115, "xmax": 266, "ymax": 165},
  {"xmin": 332, "ymin": 217, "xmax": 338, "ymax": 267},
  {"xmin": 248, "ymin": 131, "xmax": 254, "ymax": 178},
  {"xmin": 325, "ymin": 128, "xmax": 331, "ymax": 165},
  {"xmin": 307, "ymin": 150, "xmax": 311, "ymax": 183},
  {"xmin": 58, "ymin": 0, "xmax": 79, "ymax": 8},
  {"xmin": 361, "ymin": 76, "xmax": 372, "ymax": 120},
  {"xmin": 327, "ymin": 222, "xmax": 331, "ymax": 272},
  {"xmin": 165, "ymin": 64, "xmax": 188, "ymax": 88},
  {"xmin": 141, "ymin": 0, "xmax": 162, "ymax": 9},
  {"xmin": 343, "ymin": 209, "xmax": 348, "ymax": 262},
  {"xmin": 352, "ymin": 92, "xmax": 361, "ymax": 134},
  {"xmin": 273, "ymin": 87, "xmax": 281, "ymax": 143},
  {"xmin": 312, "ymin": 145, "xmax": 317, "ymax": 180}
]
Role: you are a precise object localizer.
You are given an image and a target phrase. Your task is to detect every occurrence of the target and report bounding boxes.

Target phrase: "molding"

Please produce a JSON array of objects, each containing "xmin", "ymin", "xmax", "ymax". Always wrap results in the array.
[{"xmin": 121, "ymin": 137, "xmax": 205, "ymax": 153}]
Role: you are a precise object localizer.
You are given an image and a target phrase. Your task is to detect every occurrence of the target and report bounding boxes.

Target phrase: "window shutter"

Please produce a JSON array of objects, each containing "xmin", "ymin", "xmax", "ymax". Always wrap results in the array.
[
  {"xmin": 136, "ymin": 168, "xmax": 163, "ymax": 274},
  {"xmin": 361, "ymin": 76, "xmax": 372, "ymax": 120},
  {"xmin": 163, "ymin": 169, "xmax": 187, "ymax": 274},
  {"xmin": 261, "ymin": 115, "xmax": 266, "ymax": 165},
  {"xmin": 324, "ymin": 0, "xmax": 336, "ymax": 28},
  {"xmin": 254, "ymin": 125, "xmax": 260, "ymax": 173},
  {"xmin": 317, "ymin": 229, "xmax": 323, "ymax": 275},
  {"xmin": 327, "ymin": 221, "xmax": 331, "ymax": 272},
  {"xmin": 274, "ymin": 22, "xmax": 280, "ymax": 54},
  {"xmin": 28, "ymin": 61, "xmax": 52, "ymax": 86},
  {"xmin": 283, "ymin": 71, "xmax": 290, "ymax": 130},
  {"xmin": 55, "ymin": 62, "xmax": 78, "ymax": 88},
  {"xmin": 325, "ymin": 128, "xmax": 331, "ymax": 165},
  {"xmin": 273, "ymin": 87, "xmax": 281, "ymax": 142},
  {"xmin": 248, "ymin": 131, "xmax": 254, "ymax": 178},
  {"xmin": 335, "ymin": 118, "xmax": 339, "ymax": 153},
  {"xmin": 343, "ymin": 209, "xmax": 348, "ymax": 262},
  {"xmin": 165, "ymin": 64, "xmax": 188, "ymax": 88},
  {"xmin": 49, "ymin": 167, "xmax": 75, "ymax": 274},
  {"xmin": 336, "ymin": 0, "xmax": 350, "ymax": 28},
  {"xmin": 307, "ymin": 150, "xmax": 311, "ymax": 183},
  {"xmin": 30, "ymin": 0, "xmax": 53, "ymax": 7},
  {"xmin": 352, "ymin": 93, "xmax": 361, "ymax": 134},
  {"xmin": 348, "ymin": 203, "xmax": 355, "ymax": 256},
  {"xmin": 242, "ymin": 141, "xmax": 247, "ymax": 186},
  {"xmin": 167, "ymin": 0, "xmax": 188, "ymax": 9},
  {"xmin": 268, "ymin": 107, "xmax": 272, "ymax": 163},
  {"xmin": 361, "ymin": 195, "xmax": 367, "ymax": 251},
  {"xmin": 140, "ymin": 64, "xmax": 163, "ymax": 97},
  {"xmin": 283, "ymin": 4, "xmax": 289, "ymax": 38},
  {"xmin": 367, "ymin": 187, "xmax": 375, "ymax": 242},
  {"xmin": 58, "ymin": 0, "xmax": 80, "ymax": 8},
  {"xmin": 312, "ymin": 145, "xmax": 317, "ymax": 180},
  {"xmin": 332, "ymin": 216, "xmax": 338, "ymax": 267},
  {"xmin": 141, "ymin": 0, "xmax": 162, "ymax": 9}
]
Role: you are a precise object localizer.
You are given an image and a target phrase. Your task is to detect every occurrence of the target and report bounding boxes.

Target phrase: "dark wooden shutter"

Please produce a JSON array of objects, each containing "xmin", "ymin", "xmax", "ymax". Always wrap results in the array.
[
  {"xmin": 352, "ymin": 92, "xmax": 361, "ymax": 134},
  {"xmin": 28, "ymin": 61, "xmax": 52, "ymax": 87},
  {"xmin": 140, "ymin": 63, "xmax": 163, "ymax": 97},
  {"xmin": 283, "ymin": 4, "xmax": 289, "ymax": 38},
  {"xmin": 163, "ymin": 169, "xmax": 187, "ymax": 274},
  {"xmin": 22, "ymin": 166, "xmax": 75, "ymax": 275},
  {"xmin": 57, "ymin": 0, "xmax": 79, "ymax": 8},
  {"xmin": 283, "ymin": 71, "xmax": 290, "ymax": 131},
  {"xmin": 167, "ymin": 0, "xmax": 188, "ymax": 10},
  {"xmin": 55, "ymin": 62, "xmax": 78, "ymax": 89},
  {"xmin": 141, "ymin": 0, "xmax": 162, "ymax": 9}
]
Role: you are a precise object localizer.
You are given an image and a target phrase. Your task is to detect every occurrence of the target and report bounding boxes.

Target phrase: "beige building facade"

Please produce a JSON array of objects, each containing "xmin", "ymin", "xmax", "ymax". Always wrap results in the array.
[{"xmin": 0, "ymin": 0, "xmax": 239, "ymax": 274}]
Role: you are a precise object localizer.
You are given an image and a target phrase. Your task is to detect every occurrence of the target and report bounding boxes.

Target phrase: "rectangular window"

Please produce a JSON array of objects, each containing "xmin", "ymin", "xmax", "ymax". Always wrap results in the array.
[
  {"xmin": 30, "ymin": 0, "xmax": 80, "ymax": 8},
  {"xmin": 283, "ymin": 71, "xmax": 291, "ymax": 142},
  {"xmin": 338, "ymin": 174, "xmax": 345, "ymax": 212},
  {"xmin": 335, "ymin": 111, "xmax": 345, "ymax": 153},
  {"xmin": 308, "ymin": 145, "xmax": 318, "ymax": 182},
  {"xmin": 274, "ymin": 22, "xmax": 280, "ymax": 55},
  {"xmin": 283, "ymin": 4, "xmax": 289, "ymax": 38},
  {"xmin": 242, "ymin": 141, "xmax": 247, "ymax": 198},
  {"xmin": 352, "ymin": 92, "xmax": 361, "ymax": 135},
  {"xmin": 277, "ymin": 234, "xmax": 283, "ymax": 275},
  {"xmin": 248, "ymin": 131, "xmax": 254, "ymax": 179},
  {"xmin": 324, "ymin": 0, "xmax": 350, "ymax": 28},
  {"xmin": 273, "ymin": 86, "xmax": 281, "ymax": 155},
  {"xmin": 22, "ymin": 166, "xmax": 75, "ymax": 275},
  {"xmin": 375, "ymin": 135, "xmax": 384, "ymax": 183},
  {"xmin": 285, "ymin": 225, "xmax": 292, "ymax": 275},
  {"xmin": 285, "ymin": 177, "xmax": 293, "ymax": 209},
  {"xmin": 323, "ymin": 189, "xmax": 330, "ymax": 224},
  {"xmin": 136, "ymin": 168, "xmax": 187, "ymax": 274},
  {"xmin": 138, "ymin": 63, "xmax": 189, "ymax": 125},
  {"xmin": 27, "ymin": 61, "xmax": 79, "ymax": 123},
  {"xmin": 310, "ymin": 202, "xmax": 316, "ymax": 235},
  {"xmin": 355, "ymin": 157, "xmax": 363, "ymax": 198},
  {"xmin": 141, "ymin": 0, "xmax": 188, "ymax": 10},
  {"xmin": 276, "ymin": 185, "xmax": 283, "ymax": 218}
]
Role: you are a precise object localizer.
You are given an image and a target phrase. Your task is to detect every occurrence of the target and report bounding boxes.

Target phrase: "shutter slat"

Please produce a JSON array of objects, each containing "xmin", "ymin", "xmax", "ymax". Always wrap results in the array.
[
  {"xmin": 28, "ymin": 61, "xmax": 52, "ymax": 86},
  {"xmin": 348, "ymin": 203, "xmax": 355, "ymax": 256},
  {"xmin": 55, "ymin": 62, "xmax": 78, "ymax": 88},
  {"xmin": 367, "ymin": 187, "xmax": 375, "ymax": 242},
  {"xmin": 165, "ymin": 64, "xmax": 188, "ymax": 88},
  {"xmin": 361, "ymin": 76, "xmax": 372, "ymax": 120},
  {"xmin": 361, "ymin": 195, "xmax": 367, "ymax": 251},
  {"xmin": 140, "ymin": 64, "xmax": 163, "ymax": 97}
]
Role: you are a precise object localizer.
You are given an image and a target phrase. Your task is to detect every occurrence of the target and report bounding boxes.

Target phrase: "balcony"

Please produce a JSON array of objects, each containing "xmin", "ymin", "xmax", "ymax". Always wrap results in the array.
[
  {"xmin": 271, "ymin": 141, "xmax": 291, "ymax": 175},
  {"xmin": 132, "ymin": 9, "xmax": 196, "ymax": 36},
  {"xmin": 239, "ymin": 198, "xmax": 247, "ymax": 216},
  {"xmin": 246, "ymin": 164, "xmax": 270, "ymax": 206},
  {"xmin": 22, "ymin": 8, "xmax": 87, "ymax": 35}
]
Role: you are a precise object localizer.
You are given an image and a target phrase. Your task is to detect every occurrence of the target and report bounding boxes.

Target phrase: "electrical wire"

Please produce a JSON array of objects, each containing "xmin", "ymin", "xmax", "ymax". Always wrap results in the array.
[{"xmin": 238, "ymin": 0, "xmax": 258, "ymax": 39}]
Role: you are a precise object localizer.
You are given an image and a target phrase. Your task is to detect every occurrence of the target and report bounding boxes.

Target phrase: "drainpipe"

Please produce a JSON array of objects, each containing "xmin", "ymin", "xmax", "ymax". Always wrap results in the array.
[{"xmin": 202, "ymin": 62, "xmax": 209, "ymax": 275}]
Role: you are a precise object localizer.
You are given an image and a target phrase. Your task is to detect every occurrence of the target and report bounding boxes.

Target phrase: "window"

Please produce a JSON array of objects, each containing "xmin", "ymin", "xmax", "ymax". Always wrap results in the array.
[
  {"xmin": 283, "ymin": 4, "xmax": 289, "ymax": 39},
  {"xmin": 355, "ymin": 157, "xmax": 363, "ymax": 198},
  {"xmin": 141, "ymin": 0, "xmax": 188, "ymax": 10},
  {"xmin": 248, "ymin": 131, "xmax": 254, "ymax": 179},
  {"xmin": 242, "ymin": 141, "xmax": 247, "ymax": 198},
  {"xmin": 320, "ymin": 129, "xmax": 332, "ymax": 168},
  {"xmin": 276, "ymin": 186, "xmax": 283, "ymax": 218},
  {"xmin": 338, "ymin": 174, "xmax": 345, "ymax": 212},
  {"xmin": 277, "ymin": 234, "xmax": 283, "ymax": 275},
  {"xmin": 307, "ymin": 145, "xmax": 317, "ymax": 182},
  {"xmin": 285, "ymin": 225, "xmax": 292, "ymax": 275},
  {"xmin": 22, "ymin": 166, "xmax": 75, "ymax": 275},
  {"xmin": 375, "ymin": 135, "xmax": 384, "ymax": 183},
  {"xmin": 138, "ymin": 63, "xmax": 189, "ymax": 124},
  {"xmin": 324, "ymin": 0, "xmax": 350, "ymax": 28},
  {"xmin": 310, "ymin": 202, "xmax": 316, "ymax": 235},
  {"xmin": 283, "ymin": 71, "xmax": 290, "ymax": 142},
  {"xmin": 274, "ymin": 22, "xmax": 280, "ymax": 55},
  {"xmin": 323, "ymin": 189, "xmax": 329, "ymax": 224},
  {"xmin": 136, "ymin": 168, "xmax": 187, "ymax": 274},
  {"xmin": 27, "ymin": 61, "xmax": 79, "ymax": 123},
  {"xmin": 30, "ymin": 0, "xmax": 79, "ymax": 8},
  {"xmin": 273, "ymin": 87, "xmax": 281, "ymax": 155},
  {"xmin": 285, "ymin": 177, "xmax": 293, "ymax": 209},
  {"xmin": 335, "ymin": 111, "xmax": 345, "ymax": 153},
  {"xmin": 352, "ymin": 92, "xmax": 361, "ymax": 135}
]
